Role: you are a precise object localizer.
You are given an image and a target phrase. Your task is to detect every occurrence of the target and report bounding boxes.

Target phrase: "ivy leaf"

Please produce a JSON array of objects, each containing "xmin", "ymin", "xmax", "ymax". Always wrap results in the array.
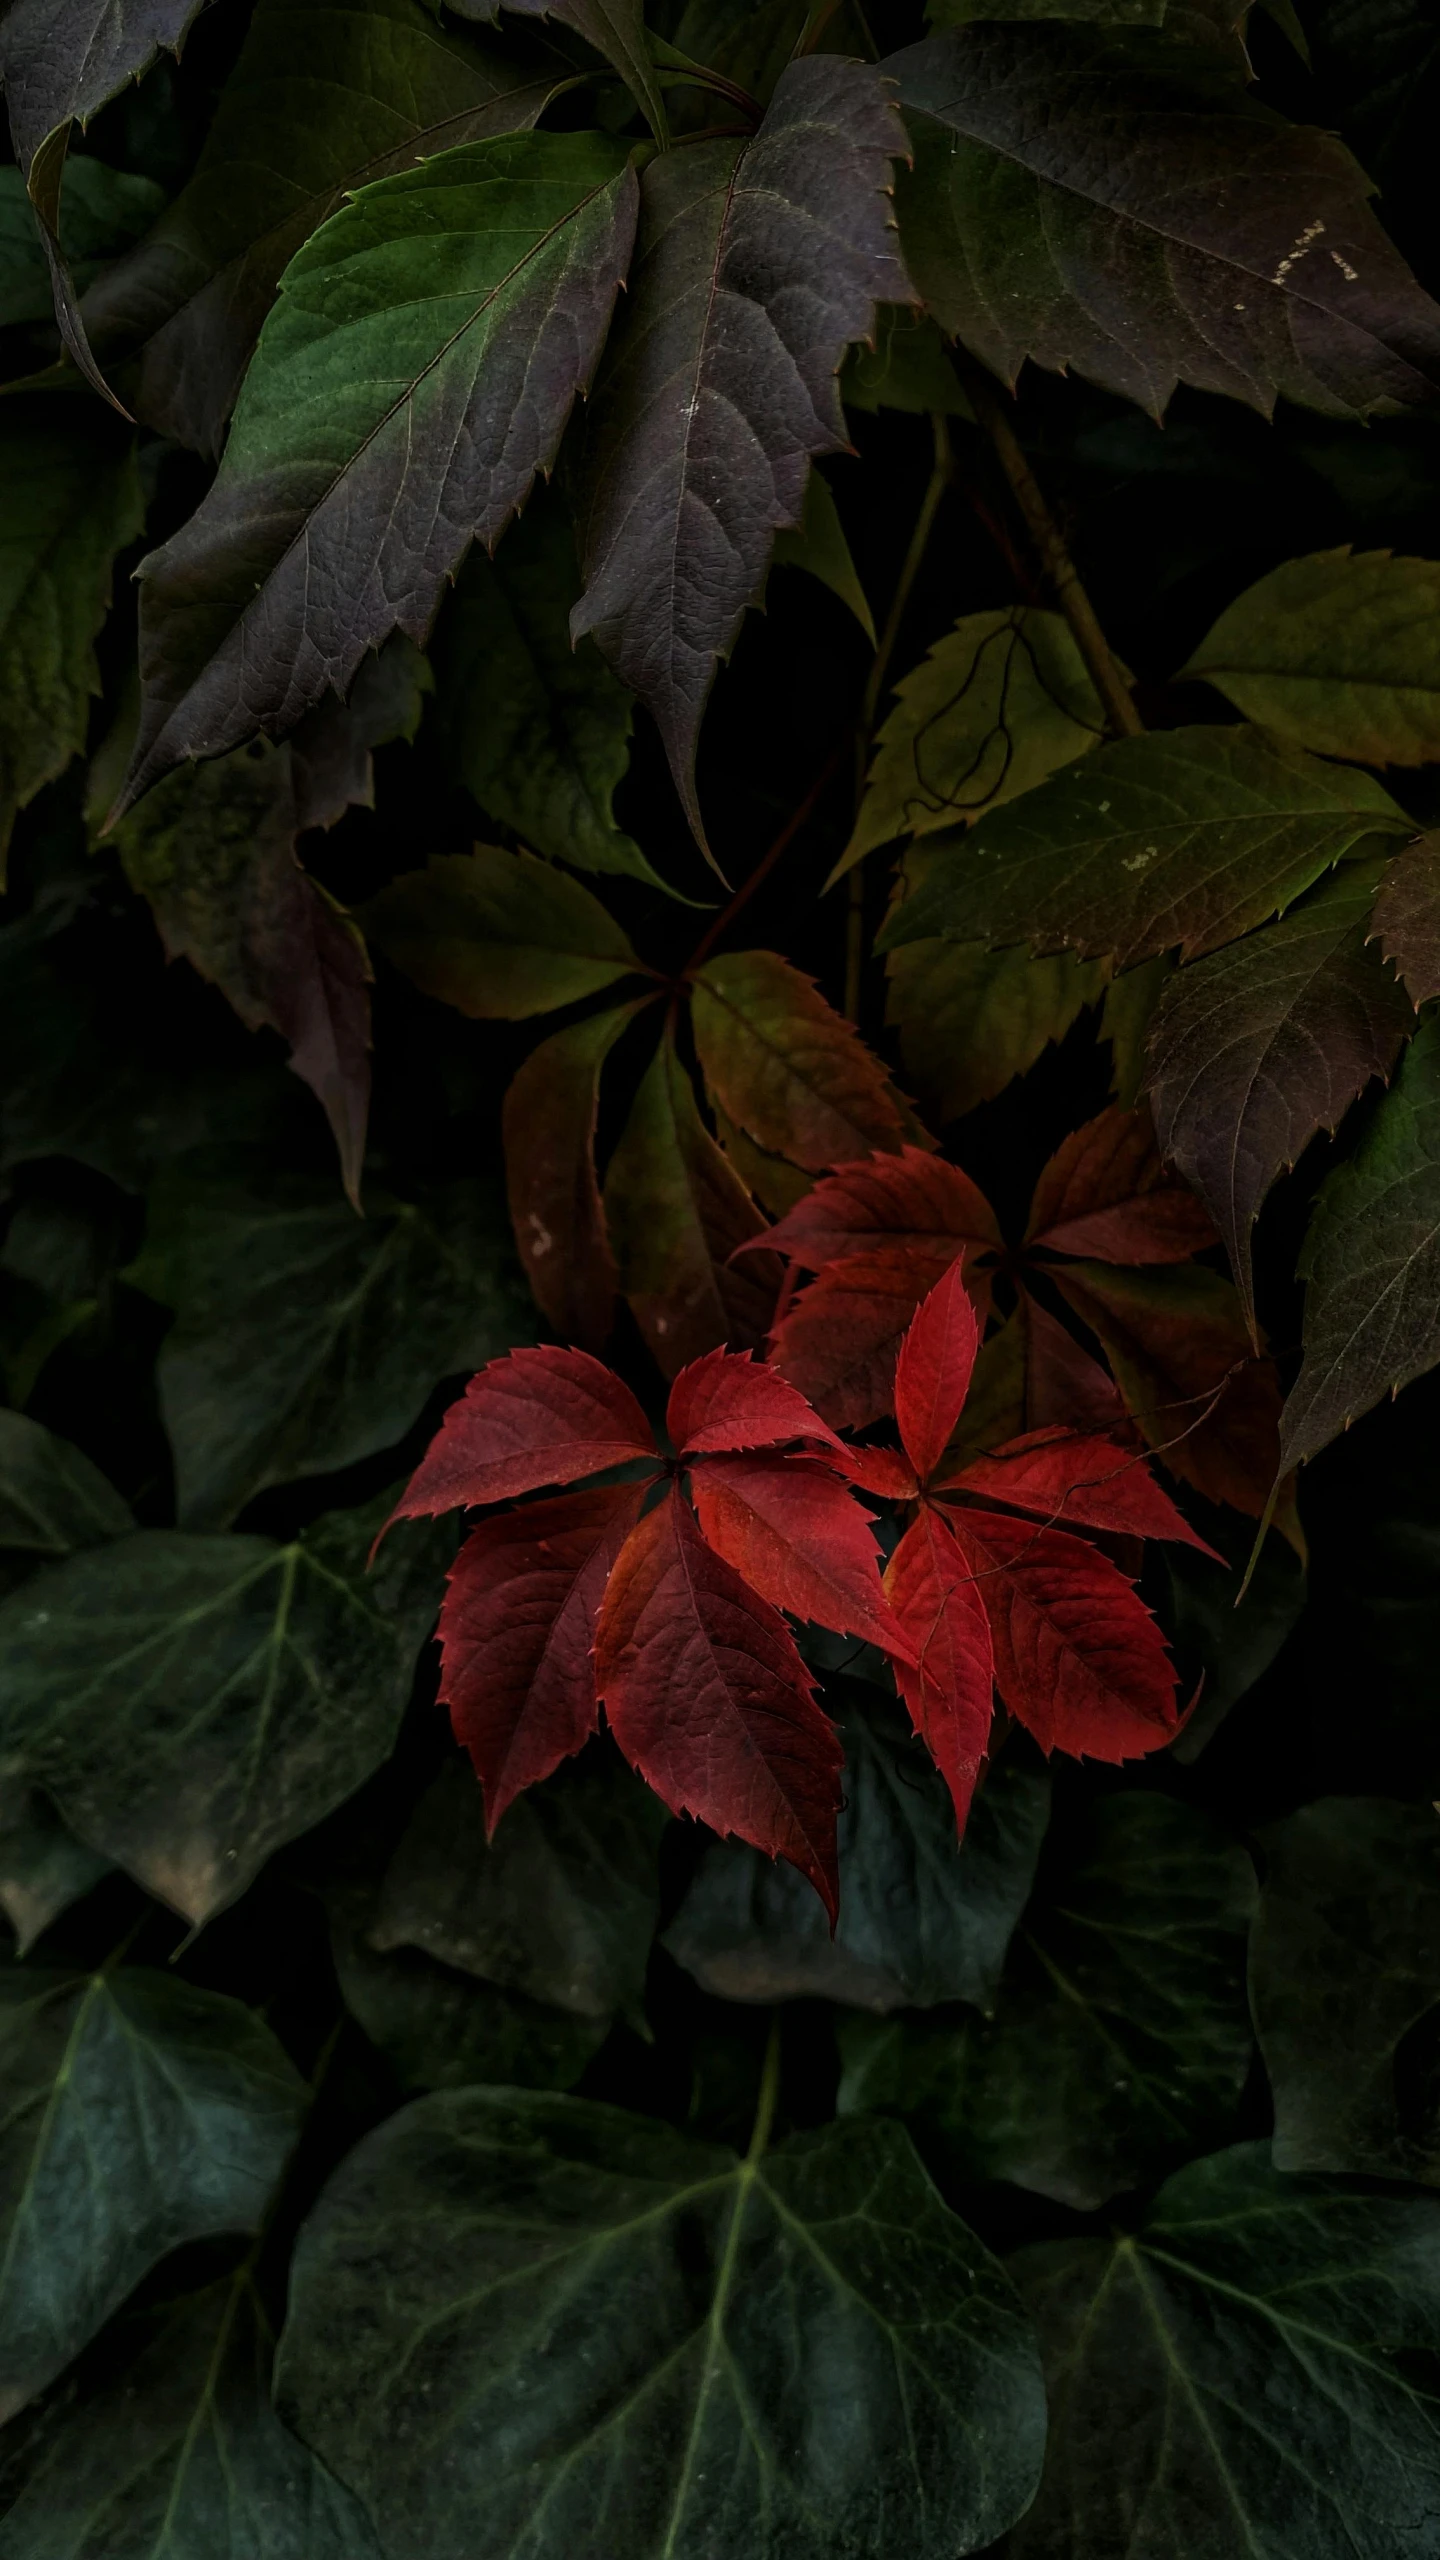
[
  {"xmin": 0, "ymin": 1502, "xmax": 446, "ymax": 1926},
  {"xmin": 839, "ymin": 607, "xmax": 1110, "ymax": 880},
  {"xmin": 1251, "ymin": 1796, "xmax": 1440, "ymax": 2183},
  {"xmin": 691, "ymin": 950, "xmax": 909, "ymax": 1171},
  {"xmin": 332, "ymin": 1904, "xmax": 607, "ymax": 2097},
  {"xmin": 1182, "ymin": 547, "xmax": 1440, "ymax": 761},
  {"xmin": 0, "ymin": 1784, "xmax": 111, "ymax": 1956},
  {"xmin": 275, "ymin": 2088, "xmax": 1047, "ymax": 2559},
  {"xmin": 117, "ymin": 132, "xmax": 641, "ymax": 811},
  {"xmin": 129, "ymin": 1156, "xmax": 534, "ymax": 1529},
  {"xmin": 0, "ymin": 2268, "xmax": 384, "ymax": 2560},
  {"xmin": 447, "ymin": 0, "xmax": 670, "ymax": 146},
  {"xmin": 1055, "ymin": 1258, "xmax": 1285, "ymax": 1514},
  {"xmin": 0, "ymin": 1411, "xmax": 133, "ymax": 1563},
  {"xmin": 1370, "ymin": 828, "xmax": 1440, "ymax": 1006},
  {"xmin": 664, "ymin": 1690, "xmax": 1050, "ymax": 2011},
  {"xmin": 1006, "ymin": 2145, "xmax": 1440, "ymax": 2558},
  {"xmin": 1146, "ymin": 869, "xmax": 1415, "ymax": 1334},
  {"xmin": 572, "ymin": 59, "xmax": 912, "ymax": 850},
  {"xmin": 877, "ymin": 726, "xmax": 1412, "ymax": 969},
  {"xmin": 839, "ymin": 1793, "xmax": 1256, "ymax": 2208},
  {"xmin": 434, "ymin": 489, "xmax": 665, "ymax": 888},
  {"xmin": 889, "ymin": 23, "xmax": 1440, "ymax": 416},
  {"xmin": 80, "ymin": 0, "xmax": 564, "ymax": 454},
  {"xmin": 885, "ymin": 916, "xmax": 1106, "ymax": 1124},
  {"xmin": 363, "ymin": 845, "xmax": 643, "ymax": 1020},
  {"xmin": 1282, "ymin": 1012, "xmax": 1440, "ymax": 1469},
  {"xmin": 0, "ymin": 1965, "xmax": 304, "ymax": 2422},
  {"xmin": 503, "ymin": 1004, "xmax": 642, "ymax": 1351},
  {"xmin": 0, "ymin": 402, "xmax": 142, "ymax": 885}
]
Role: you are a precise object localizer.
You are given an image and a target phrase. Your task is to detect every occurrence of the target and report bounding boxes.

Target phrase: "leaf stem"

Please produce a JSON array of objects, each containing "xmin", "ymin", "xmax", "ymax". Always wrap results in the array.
[
  {"xmin": 747, "ymin": 2011, "xmax": 783, "ymax": 2162},
  {"xmin": 685, "ymin": 741, "xmax": 848, "ymax": 973},
  {"xmin": 951, "ymin": 347, "xmax": 1142, "ymax": 740}
]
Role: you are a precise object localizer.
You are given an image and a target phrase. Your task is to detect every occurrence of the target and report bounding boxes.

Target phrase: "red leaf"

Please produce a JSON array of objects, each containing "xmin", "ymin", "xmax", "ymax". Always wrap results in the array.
[
  {"xmin": 1021, "ymin": 1288, "xmax": 1129, "ymax": 1434},
  {"xmin": 689, "ymin": 949, "xmax": 911, "ymax": 1170},
  {"xmin": 769, "ymin": 1248, "xmax": 955, "ymax": 1430},
  {"xmin": 947, "ymin": 1505, "xmax": 1181, "ymax": 1762},
  {"xmin": 829, "ymin": 1443, "xmax": 920, "ymax": 1500},
  {"xmin": 503, "ymin": 1004, "xmax": 643, "ymax": 1354},
  {"xmin": 1025, "ymin": 1104, "xmax": 1216, "ymax": 1264},
  {"xmin": 940, "ymin": 1426, "xmax": 1223, "ymax": 1557},
  {"xmin": 1053, "ymin": 1260, "xmax": 1283, "ymax": 1518},
  {"xmin": 666, "ymin": 1345, "xmax": 844, "ymax": 1460},
  {"xmin": 754, "ymin": 1143, "xmax": 1002, "ymax": 1269},
  {"xmin": 387, "ymin": 1345, "xmax": 658, "ymax": 1526},
  {"xmin": 894, "ymin": 1257, "xmax": 981, "ymax": 1484},
  {"xmin": 596, "ymin": 1486, "xmax": 843, "ymax": 1918},
  {"xmin": 438, "ymin": 1483, "xmax": 645, "ymax": 1831},
  {"xmin": 690, "ymin": 1453, "xmax": 914, "ymax": 1661},
  {"xmin": 884, "ymin": 1508, "xmax": 995, "ymax": 1835}
]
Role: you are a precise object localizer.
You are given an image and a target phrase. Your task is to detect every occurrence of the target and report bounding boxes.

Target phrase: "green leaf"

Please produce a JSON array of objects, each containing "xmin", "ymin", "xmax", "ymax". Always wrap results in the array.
[
  {"xmin": 769, "ymin": 467, "xmax": 875, "ymax": 642},
  {"xmin": 1102, "ymin": 952, "xmax": 1173, "ymax": 1104},
  {"xmin": 1282, "ymin": 1011, "xmax": 1440, "ymax": 1469},
  {"xmin": 840, "ymin": 302, "xmax": 972, "ymax": 413},
  {"xmin": 127, "ymin": 1155, "xmax": 534, "ymax": 1528},
  {"xmin": 889, "ymin": 23, "xmax": 1440, "ymax": 417},
  {"xmin": 118, "ymin": 132, "xmax": 640, "ymax": 810},
  {"xmin": 369, "ymin": 1748, "xmax": 665, "ymax": 2026},
  {"xmin": 839, "ymin": 1792, "xmax": 1256, "ymax": 2209},
  {"xmin": 1162, "ymin": 1507, "xmax": 1305, "ymax": 1762},
  {"xmin": 0, "ymin": 1412, "xmax": 133, "ymax": 1562},
  {"xmin": 363, "ymin": 845, "xmax": 642, "ymax": 1020},
  {"xmin": 1006, "ymin": 2143, "xmax": 1440, "ymax": 2559},
  {"xmin": 81, "ymin": 0, "xmax": 565, "ymax": 454},
  {"xmin": 840, "ymin": 607, "xmax": 1111, "ymax": 879},
  {"xmin": 886, "ymin": 907, "xmax": 1106, "ymax": 1126},
  {"xmin": 0, "ymin": 1503, "xmax": 447, "ymax": 1925},
  {"xmin": 331, "ymin": 1904, "xmax": 607, "ymax": 2098},
  {"xmin": 275, "ymin": 2087, "xmax": 1047, "ymax": 2559},
  {"xmin": 0, "ymin": 1785, "xmax": 111, "ymax": 1957},
  {"xmin": 0, "ymin": 156, "xmax": 163, "ymax": 330},
  {"xmin": 0, "ymin": 2267, "xmax": 383, "ymax": 2560},
  {"xmin": 664, "ymin": 1684, "xmax": 1051, "ymax": 2010},
  {"xmin": 877, "ymin": 726, "xmax": 1410, "ymax": 969},
  {"xmin": 448, "ymin": 0, "xmax": 671, "ymax": 147},
  {"xmin": 1251, "ymin": 1796, "xmax": 1440, "ymax": 2182},
  {"xmin": 1182, "ymin": 546, "xmax": 1440, "ymax": 762},
  {"xmin": 690, "ymin": 948, "xmax": 909, "ymax": 1170},
  {"xmin": 0, "ymin": 400, "xmax": 142, "ymax": 883},
  {"xmin": 0, "ymin": 1965, "xmax": 305, "ymax": 2423},
  {"xmin": 433, "ymin": 490, "xmax": 666, "ymax": 888}
]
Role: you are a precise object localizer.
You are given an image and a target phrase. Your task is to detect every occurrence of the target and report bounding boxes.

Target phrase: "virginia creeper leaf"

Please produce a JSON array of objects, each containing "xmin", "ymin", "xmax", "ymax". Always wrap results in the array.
[
  {"xmin": 666, "ymin": 1344, "xmax": 843, "ymax": 1458},
  {"xmin": 1055, "ymin": 1258, "xmax": 1284, "ymax": 1514},
  {"xmin": 840, "ymin": 300, "xmax": 973, "ymax": 413},
  {"xmin": 390, "ymin": 1343, "xmax": 655, "ymax": 1524},
  {"xmin": 572, "ymin": 59, "xmax": 912, "ymax": 849},
  {"xmin": 884, "ymin": 904, "xmax": 1106, "ymax": 1125},
  {"xmin": 768, "ymin": 465, "xmax": 876, "ymax": 642},
  {"xmin": 894, "ymin": 1257, "xmax": 982, "ymax": 1482},
  {"xmin": 275, "ymin": 2088, "xmax": 1047, "ymax": 2560},
  {"xmin": 0, "ymin": 1966, "xmax": 304, "ymax": 2423},
  {"xmin": 758, "ymin": 1142, "xmax": 1002, "ymax": 1267},
  {"xmin": 363, "ymin": 845, "xmax": 642, "ymax": 1022},
  {"xmin": 0, "ymin": 153, "xmax": 163, "ymax": 330},
  {"xmin": 691, "ymin": 948, "xmax": 909, "ymax": 1171},
  {"xmin": 1026, "ymin": 1102, "xmax": 1217, "ymax": 1263},
  {"xmin": 447, "ymin": 0, "xmax": 670, "ymax": 146},
  {"xmin": 596, "ymin": 1485, "xmax": 843, "ymax": 1918},
  {"xmin": 286, "ymin": 632, "xmax": 432, "ymax": 831},
  {"xmin": 877, "ymin": 726, "xmax": 1411, "ymax": 969},
  {"xmin": 1146, "ymin": 867, "xmax": 1414, "ymax": 1333},
  {"xmin": 884, "ymin": 1508, "xmax": 996, "ymax": 1832},
  {"xmin": 436, "ymin": 1484, "xmax": 648, "ymax": 1827},
  {"xmin": 889, "ymin": 23, "xmax": 1440, "ymax": 417},
  {"xmin": 0, "ymin": 1411, "xmax": 133, "ymax": 1562},
  {"xmin": 118, "ymin": 132, "xmax": 641, "ymax": 810},
  {"xmin": 1282, "ymin": 1010, "xmax": 1440, "ymax": 1468},
  {"xmin": 1182, "ymin": 546, "xmax": 1440, "ymax": 760},
  {"xmin": 79, "ymin": 0, "xmax": 562, "ymax": 453},
  {"xmin": 503, "ymin": 1003, "xmax": 643, "ymax": 1351},
  {"xmin": 771, "ymin": 1249, "xmax": 962, "ymax": 1431},
  {"xmin": 690, "ymin": 1454, "xmax": 907, "ymax": 1658},
  {"xmin": 1370, "ymin": 827, "xmax": 1440, "ymax": 1005},
  {"xmin": 944, "ymin": 1425, "xmax": 1221, "ymax": 1553},
  {"xmin": 946, "ymin": 1503, "xmax": 1182, "ymax": 1758}
]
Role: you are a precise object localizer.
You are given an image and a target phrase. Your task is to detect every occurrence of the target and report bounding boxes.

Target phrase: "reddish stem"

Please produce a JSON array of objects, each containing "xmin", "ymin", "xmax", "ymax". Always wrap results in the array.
[{"xmin": 685, "ymin": 743, "xmax": 848, "ymax": 976}]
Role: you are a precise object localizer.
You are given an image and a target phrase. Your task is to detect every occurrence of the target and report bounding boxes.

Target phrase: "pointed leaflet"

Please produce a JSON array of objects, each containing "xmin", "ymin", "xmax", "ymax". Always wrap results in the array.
[
  {"xmin": 1146, "ymin": 869, "xmax": 1414, "ymax": 1334},
  {"xmin": 1371, "ymin": 830, "xmax": 1440, "ymax": 1006},
  {"xmin": 885, "ymin": 908, "xmax": 1106, "ymax": 1125},
  {"xmin": 943, "ymin": 1426, "xmax": 1222, "ymax": 1556},
  {"xmin": 1026, "ymin": 1104, "xmax": 1216, "ymax": 1265},
  {"xmin": 884, "ymin": 1509, "xmax": 995, "ymax": 1834},
  {"xmin": 79, "ymin": 0, "xmax": 562, "ymax": 454},
  {"xmin": 1056, "ymin": 1259, "xmax": 1284, "ymax": 1515},
  {"xmin": 117, "ymin": 134, "xmax": 640, "ymax": 810},
  {"xmin": 666, "ymin": 1346, "xmax": 843, "ymax": 1459},
  {"xmin": 288, "ymin": 632, "xmax": 432, "ymax": 830},
  {"xmin": 113, "ymin": 742, "xmax": 372, "ymax": 1207},
  {"xmin": 772, "ymin": 1251, "xmax": 965, "ymax": 1433},
  {"xmin": 1021, "ymin": 1289, "xmax": 1128, "ymax": 1436},
  {"xmin": 604, "ymin": 1032, "xmax": 780, "ymax": 1376},
  {"xmin": 690, "ymin": 1456, "xmax": 909, "ymax": 1660},
  {"xmin": 895, "ymin": 1259, "xmax": 981, "ymax": 1484},
  {"xmin": 363, "ymin": 845, "xmax": 643, "ymax": 1022},
  {"xmin": 447, "ymin": 0, "xmax": 669, "ymax": 146},
  {"xmin": 690, "ymin": 951, "xmax": 909, "ymax": 1171},
  {"xmin": 1182, "ymin": 548, "xmax": 1440, "ymax": 762},
  {"xmin": 888, "ymin": 24, "xmax": 1440, "ymax": 417},
  {"xmin": 439, "ymin": 1484, "xmax": 646, "ymax": 1830},
  {"xmin": 759, "ymin": 1143, "xmax": 1002, "ymax": 1268},
  {"xmin": 769, "ymin": 466, "xmax": 876, "ymax": 643},
  {"xmin": 947, "ymin": 1505, "xmax": 1182, "ymax": 1760},
  {"xmin": 1281, "ymin": 1012, "xmax": 1440, "ymax": 1469},
  {"xmin": 504, "ymin": 1005, "xmax": 642, "ymax": 1352},
  {"xmin": 388, "ymin": 1345, "xmax": 656, "ymax": 1527},
  {"xmin": 572, "ymin": 59, "xmax": 911, "ymax": 846},
  {"xmin": 597, "ymin": 1487, "xmax": 843, "ymax": 1917},
  {"xmin": 876, "ymin": 727, "xmax": 1412, "ymax": 969}
]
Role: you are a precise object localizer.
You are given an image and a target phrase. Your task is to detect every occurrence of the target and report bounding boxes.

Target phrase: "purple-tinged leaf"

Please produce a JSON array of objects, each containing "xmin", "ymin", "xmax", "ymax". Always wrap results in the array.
[
  {"xmin": 1370, "ymin": 830, "xmax": 1440, "ymax": 1007},
  {"xmin": 447, "ymin": 0, "xmax": 669, "ymax": 145}
]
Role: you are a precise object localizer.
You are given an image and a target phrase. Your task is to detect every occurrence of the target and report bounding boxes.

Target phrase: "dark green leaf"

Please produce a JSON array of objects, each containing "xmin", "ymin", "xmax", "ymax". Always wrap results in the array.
[
  {"xmin": 370, "ymin": 1747, "xmax": 665, "ymax": 2025},
  {"xmin": 448, "ymin": 0, "xmax": 670, "ymax": 147},
  {"xmin": 362, "ymin": 844, "xmax": 642, "ymax": 1020},
  {"xmin": 127, "ymin": 1156, "xmax": 533, "ymax": 1527},
  {"xmin": 1162, "ymin": 1509, "xmax": 1305, "ymax": 1761},
  {"xmin": 0, "ymin": 1413, "xmax": 133, "ymax": 1561},
  {"xmin": 1182, "ymin": 546, "xmax": 1440, "ymax": 760},
  {"xmin": 276, "ymin": 2088, "xmax": 1046, "ymax": 2559},
  {"xmin": 1251, "ymin": 1796, "xmax": 1440, "ymax": 2181},
  {"xmin": 839, "ymin": 1792, "xmax": 1256, "ymax": 2208},
  {"xmin": 118, "ymin": 132, "xmax": 640, "ymax": 810},
  {"xmin": 768, "ymin": 467, "xmax": 875, "ymax": 642},
  {"xmin": 889, "ymin": 23, "xmax": 1440, "ymax": 416},
  {"xmin": 0, "ymin": 1785, "xmax": 111, "ymax": 1957},
  {"xmin": 840, "ymin": 302, "xmax": 972, "ymax": 413},
  {"xmin": 664, "ymin": 1686, "xmax": 1051, "ymax": 2010},
  {"xmin": 331, "ymin": 1906, "xmax": 606, "ymax": 2097},
  {"xmin": 0, "ymin": 156, "xmax": 163, "ymax": 330},
  {"xmin": 1283, "ymin": 1011, "xmax": 1440, "ymax": 1468},
  {"xmin": 1007, "ymin": 2143, "xmax": 1440, "ymax": 2559},
  {"xmin": 877, "ymin": 726, "xmax": 1411, "ymax": 969},
  {"xmin": 0, "ymin": 1503, "xmax": 447, "ymax": 1925},
  {"xmin": 1145, "ymin": 866, "xmax": 1415, "ymax": 1333},
  {"xmin": 887, "ymin": 928, "xmax": 1106, "ymax": 1123},
  {"xmin": 0, "ymin": 1965, "xmax": 304, "ymax": 2423}
]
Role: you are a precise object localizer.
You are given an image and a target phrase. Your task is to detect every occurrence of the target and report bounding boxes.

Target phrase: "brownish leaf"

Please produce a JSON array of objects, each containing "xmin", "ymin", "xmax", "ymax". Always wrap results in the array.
[{"xmin": 504, "ymin": 1004, "xmax": 651, "ymax": 1352}]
